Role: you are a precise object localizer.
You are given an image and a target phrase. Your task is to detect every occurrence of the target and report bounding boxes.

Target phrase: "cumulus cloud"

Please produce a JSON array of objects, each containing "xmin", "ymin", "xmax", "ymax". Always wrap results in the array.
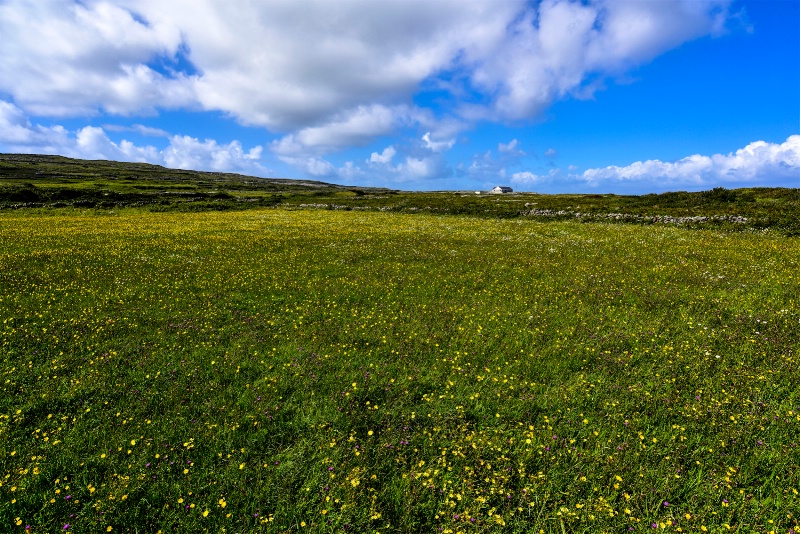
[
  {"xmin": 580, "ymin": 136, "xmax": 800, "ymax": 188},
  {"xmin": 0, "ymin": 100, "xmax": 77, "ymax": 154},
  {"xmin": 301, "ymin": 158, "xmax": 337, "ymax": 177},
  {"xmin": 511, "ymin": 171, "xmax": 543, "ymax": 185},
  {"xmin": 400, "ymin": 156, "xmax": 444, "ymax": 180},
  {"xmin": 352, "ymin": 144, "xmax": 452, "ymax": 186},
  {"xmin": 0, "ymin": 0, "xmax": 193, "ymax": 116},
  {"xmin": 0, "ymin": 0, "xmax": 735, "ymax": 154},
  {"xmin": 461, "ymin": 139, "xmax": 530, "ymax": 184},
  {"xmin": 162, "ymin": 136, "xmax": 264, "ymax": 174},
  {"xmin": 74, "ymin": 125, "xmax": 160, "ymax": 162},
  {"xmin": 498, "ymin": 139, "xmax": 524, "ymax": 155},
  {"xmin": 284, "ymin": 153, "xmax": 447, "ymax": 185},
  {"xmin": 369, "ymin": 146, "xmax": 396, "ymax": 164},
  {"xmin": 278, "ymin": 152, "xmax": 449, "ymax": 187},
  {"xmin": 271, "ymin": 105, "xmax": 413, "ymax": 156},
  {"xmin": 0, "ymin": 101, "xmax": 270, "ymax": 175},
  {"xmin": 511, "ymin": 169, "xmax": 566, "ymax": 189},
  {"xmin": 421, "ymin": 132, "xmax": 456, "ymax": 153},
  {"xmin": 463, "ymin": 0, "xmax": 733, "ymax": 121},
  {"xmin": 508, "ymin": 137, "xmax": 800, "ymax": 192}
]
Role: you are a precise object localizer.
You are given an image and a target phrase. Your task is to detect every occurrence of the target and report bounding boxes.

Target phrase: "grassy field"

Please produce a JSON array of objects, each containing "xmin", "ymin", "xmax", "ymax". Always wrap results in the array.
[{"xmin": 1, "ymin": 207, "xmax": 798, "ymax": 533}]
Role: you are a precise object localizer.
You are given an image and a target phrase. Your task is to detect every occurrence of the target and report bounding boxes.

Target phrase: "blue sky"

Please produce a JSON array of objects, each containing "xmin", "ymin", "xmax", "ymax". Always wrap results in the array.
[{"xmin": 1, "ymin": 0, "xmax": 798, "ymax": 193}]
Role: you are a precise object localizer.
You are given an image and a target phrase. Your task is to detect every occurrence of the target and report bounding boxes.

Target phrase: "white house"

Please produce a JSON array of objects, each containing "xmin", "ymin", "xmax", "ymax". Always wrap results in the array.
[{"xmin": 491, "ymin": 186, "xmax": 513, "ymax": 194}]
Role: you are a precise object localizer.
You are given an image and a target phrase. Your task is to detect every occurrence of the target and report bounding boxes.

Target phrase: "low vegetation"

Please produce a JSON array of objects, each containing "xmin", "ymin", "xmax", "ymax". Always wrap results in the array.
[
  {"xmin": 2, "ymin": 154, "xmax": 799, "ymax": 235},
  {"xmin": 1, "ymin": 155, "xmax": 798, "ymax": 532}
]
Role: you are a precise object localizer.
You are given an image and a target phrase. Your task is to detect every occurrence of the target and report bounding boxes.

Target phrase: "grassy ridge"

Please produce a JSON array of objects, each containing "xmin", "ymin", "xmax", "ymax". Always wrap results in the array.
[
  {"xmin": 1, "ymin": 209, "xmax": 798, "ymax": 533},
  {"xmin": 0, "ymin": 153, "xmax": 368, "ymax": 211}
]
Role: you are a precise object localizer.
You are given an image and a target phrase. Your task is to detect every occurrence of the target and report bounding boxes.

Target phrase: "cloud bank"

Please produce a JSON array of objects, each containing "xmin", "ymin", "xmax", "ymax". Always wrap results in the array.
[
  {"xmin": 511, "ymin": 136, "xmax": 800, "ymax": 192},
  {"xmin": 0, "ymin": 101, "xmax": 269, "ymax": 176},
  {"xmin": 581, "ymin": 136, "xmax": 800, "ymax": 187},
  {"xmin": 4, "ymin": 100, "xmax": 797, "ymax": 191},
  {"xmin": 0, "ymin": 0, "xmax": 735, "ymax": 154}
]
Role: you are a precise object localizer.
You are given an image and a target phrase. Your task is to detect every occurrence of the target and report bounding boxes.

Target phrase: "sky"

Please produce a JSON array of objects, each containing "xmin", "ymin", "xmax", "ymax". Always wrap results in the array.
[{"xmin": 1, "ymin": 0, "xmax": 798, "ymax": 193}]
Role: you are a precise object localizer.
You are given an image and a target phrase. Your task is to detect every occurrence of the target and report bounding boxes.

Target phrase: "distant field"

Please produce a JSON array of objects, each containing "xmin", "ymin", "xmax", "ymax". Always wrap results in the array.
[{"xmin": 1, "ymin": 208, "xmax": 798, "ymax": 533}]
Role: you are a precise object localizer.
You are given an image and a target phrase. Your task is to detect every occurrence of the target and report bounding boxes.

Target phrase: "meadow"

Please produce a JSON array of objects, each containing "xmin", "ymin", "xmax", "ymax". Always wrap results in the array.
[{"xmin": 0, "ymin": 207, "xmax": 798, "ymax": 533}]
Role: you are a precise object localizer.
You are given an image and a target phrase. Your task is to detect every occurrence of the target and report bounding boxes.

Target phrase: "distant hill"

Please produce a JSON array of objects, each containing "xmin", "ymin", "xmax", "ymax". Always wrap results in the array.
[
  {"xmin": 0, "ymin": 153, "xmax": 393, "ymax": 210},
  {"xmin": 0, "ymin": 153, "xmax": 370, "ymax": 192}
]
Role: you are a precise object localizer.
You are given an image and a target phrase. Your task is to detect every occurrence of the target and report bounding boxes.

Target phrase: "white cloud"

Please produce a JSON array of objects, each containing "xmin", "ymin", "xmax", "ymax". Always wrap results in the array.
[
  {"xmin": 337, "ymin": 160, "xmax": 365, "ymax": 181},
  {"xmin": 463, "ymin": 0, "xmax": 733, "ymax": 121},
  {"xmin": 463, "ymin": 140, "xmax": 530, "ymax": 183},
  {"xmin": 511, "ymin": 169, "xmax": 566, "ymax": 187},
  {"xmin": 172, "ymin": 0, "xmax": 514, "ymax": 132},
  {"xmin": 498, "ymin": 139, "xmax": 524, "ymax": 155},
  {"xmin": 511, "ymin": 171, "xmax": 545, "ymax": 185},
  {"xmin": 0, "ymin": 100, "xmax": 79, "ymax": 154},
  {"xmin": 509, "ymin": 137, "xmax": 800, "ymax": 192},
  {"xmin": 0, "ymin": 0, "xmax": 192, "ymax": 116},
  {"xmin": 271, "ymin": 105, "xmax": 412, "ymax": 156},
  {"xmin": 0, "ymin": 100, "xmax": 41, "ymax": 144},
  {"xmin": 0, "ymin": 0, "xmax": 735, "ymax": 152},
  {"xmin": 0, "ymin": 100, "xmax": 270, "ymax": 175},
  {"xmin": 162, "ymin": 136, "xmax": 265, "ymax": 174},
  {"xmin": 348, "ymin": 149, "xmax": 450, "ymax": 186},
  {"xmin": 303, "ymin": 158, "xmax": 337, "ymax": 177},
  {"xmin": 369, "ymin": 146, "xmax": 396, "ymax": 164},
  {"xmin": 74, "ymin": 125, "xmax": 160, "ymax": 162},
  {"xmin": 581, "ymin": 136, "xmax": 800, "ymax": 188},
  {"xmin": 421, "ymin": 132, "xmax": 456, "ymax": 153},
  {"xmin": 297, "ymin": 106, "xmax": 400, "ymax": 148},
  {"xmin": 268, "ymin": 136, "xmax": 305, "ymax": 158},
  {"xmin": 285, "ymin": 153, "xmax": 446, "ymax": 184},
  {"xmin": 401, "ymin": 157, "xmax": 440, "ymax": 179},
  {"xmin": 544, "ymin": 148, "xmax": 558, "ymax": 159}
]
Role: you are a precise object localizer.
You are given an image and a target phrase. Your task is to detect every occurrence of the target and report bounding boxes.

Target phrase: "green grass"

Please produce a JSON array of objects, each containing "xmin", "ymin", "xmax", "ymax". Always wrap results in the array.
[{"xmin": 1, "ymin": 207, "xmax": 798, "ymax": 533}]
